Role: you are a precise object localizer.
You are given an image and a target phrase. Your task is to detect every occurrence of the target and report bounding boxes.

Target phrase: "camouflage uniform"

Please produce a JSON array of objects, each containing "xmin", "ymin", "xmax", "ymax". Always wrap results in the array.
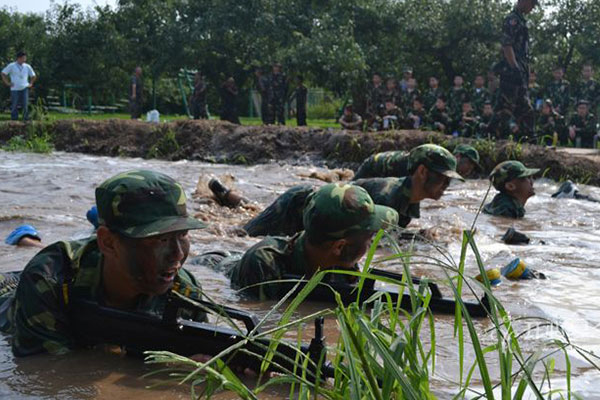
[
  {"xmin": 243, "ymin": 178, "xmax": 416, "ymax": 236},
  {"xmin": 384, "ymin": 87, "xmax": 402, "ymax": 108},
  {"xmin": 352, "ymin": 151, "xmax": 409, "ymax": 180},
  {"xmin": 268, "ymin": 71, "xmax": 288, "ymax": 125},
  {"xmin": 453, "ymin": 144, "xmax": 482, "ymax": 170},
  {"xmin": 490, "ymin": 7, "xmax": 535, "ymax": 137},
  {"xmin": 405, "ymin": 107, "xmax": 428, "ymax": 129},
  {"xmin": 483, "ymin": 161, "xmax": 539, "ymax": 218},
  {"xmin": 477, "ymin": 112, "xmax": 494, "ymax": 137},
  {"xmin": 0, "ymin": 170, "xmax": 207, "ymax": 356},
  {"xmin": 575, "ymin": 80, "xmax": 600, "ymax": 113},
  {"xmin": 448, "ymin": 87, "xmax": 468, "ymax": 117},
  {"xmin": 528, "ymin": 82, "xmax": 543, "ymax": 110},
  {"xmin": 380, "ymin": 105, "xmax": 404, "ymax": 130},
  {"xmin": 457, "ymin": 110, "xmax": 478, "ymax": 137},
  {"xmin": 428, "ymin": 106, "xmax": 453, "ymax": 133},
  {"xmin": 568, "ymin": 112, "xmax": 597, "ymax": 148},
  {"xmin": 536, "ymin": 111, "xmax": 564, "ymax": 144},
  {"xmin": 353, "ymin": 177, "xmax": 419, "ymax": 228},
  {"xmin": 256, "ymin": 73, "xmax": 272, "ymax": 124},
  {"xmin": 244, "ymin": 144, "xmax": 462, "ymax": 237},
  {"xmin": 471, "ymin": 87, "xmax": 490, "ymax": 115},
  {"xmin": 366, "ymin": 84, "xmax": 385, "ymax": 114},
  {"xmin": 401, "ymin": 89, "xmax": 421, "ymax": 112},
  {"xmin": 190, "ymin": 78, "xmax": 208, "ymax": 119},
  {"xmin": 229, "ymin": 184, "xmax": 398, "ymax": 299},
  {"xmin": 544, "ymin": 80, "xmax": 571, "ymax": 116},
  {"xmin": 423, "ymin": 88, "xmax": 444, "ymax": 113},
  {"xmin": 243, "ymin": 184, "xmax": 315, "ymax": 237}
]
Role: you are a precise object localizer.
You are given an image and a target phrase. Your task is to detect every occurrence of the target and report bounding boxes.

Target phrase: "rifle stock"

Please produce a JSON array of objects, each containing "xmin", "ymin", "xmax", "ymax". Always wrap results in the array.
[{"xmin": 68, "ymin": 293, "xmax": 335, "ymax": 380}]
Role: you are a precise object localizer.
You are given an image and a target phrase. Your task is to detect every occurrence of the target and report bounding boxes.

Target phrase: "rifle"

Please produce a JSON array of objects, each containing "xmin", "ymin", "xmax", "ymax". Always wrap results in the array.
[
  {"xmin": 68, "ymin": 292, "xmax": 335, "ymax": 380},
  {"xmin": 282, "ymin": 268, "xmax": 489, "ymax": 318}
]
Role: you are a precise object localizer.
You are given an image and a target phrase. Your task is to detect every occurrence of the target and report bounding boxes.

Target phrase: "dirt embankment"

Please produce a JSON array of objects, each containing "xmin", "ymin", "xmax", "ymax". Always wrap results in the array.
[{"xmin": 1, "ymin": 119, "xmax": 599, "ymax": 185}]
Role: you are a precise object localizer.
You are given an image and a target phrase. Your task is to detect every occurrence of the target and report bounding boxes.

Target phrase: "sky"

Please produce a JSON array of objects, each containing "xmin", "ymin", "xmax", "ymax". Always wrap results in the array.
[{"xmin": 0, "ymin": 0, "xmax": 117, "ymax": 14}]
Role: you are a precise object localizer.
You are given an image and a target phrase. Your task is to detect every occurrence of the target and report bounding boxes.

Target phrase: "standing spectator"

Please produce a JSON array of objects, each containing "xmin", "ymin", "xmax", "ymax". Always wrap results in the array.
[
  {"xmin": 268, "ymin": 63, "xmax": 288, "ymax": 125},
  {"xmin": 574, "ymin": 63, "xmax": 600, "ymax": 113},
  {"xmin": 289, "ymin": 75, "xmax": 308, "ymax": 126},
  {"xmin": 129, "ymin": 66, "xmax": 143, "ymax": 119},
  {"xmin": 544, "ymin": 65, "xmax": 571, "ymax": 116},
  {"xmin": 255, "ymin": 67, "xmax": 271, "ymax": 124},
  {"xmin": 488, "ymin": 0, "xmax": 538, "ymax": 138},
  {"xmin": 2, "ymin": 51, "xmax": 36, "ymax": 121},
  {"xmin": 220, "ymin": 77, "xmax": 240, "ymax": 124},
  {"xmin": 190, "ymin": 72, "xmax": 208, "ymax": 119}
]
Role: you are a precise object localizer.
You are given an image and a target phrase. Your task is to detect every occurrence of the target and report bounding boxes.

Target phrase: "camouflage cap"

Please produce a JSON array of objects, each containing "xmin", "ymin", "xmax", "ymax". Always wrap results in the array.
[
  {"xmin": 489, "ymin": 161, "xmax": 540, "ymax": 190},
  {"xmin": 95, "ymin": 170, "xmax": 206, "ymax": 238},
  {"xmin": 453, "ymin": 144, "xmax": 482, "ymax": 170},
  {"xmin": 408, "ymin": 144, "xmax": 465, "ymax": 181},
  {"xmin": 303, "ymin": 183, "xmax": 399, "ymax": 241}
]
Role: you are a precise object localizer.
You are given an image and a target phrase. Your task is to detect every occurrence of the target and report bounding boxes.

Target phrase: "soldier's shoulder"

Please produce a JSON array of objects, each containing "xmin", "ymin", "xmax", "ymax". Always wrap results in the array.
[{"xmin": 21, "ymin": 238, "xmax": 94, "ymax": 280}]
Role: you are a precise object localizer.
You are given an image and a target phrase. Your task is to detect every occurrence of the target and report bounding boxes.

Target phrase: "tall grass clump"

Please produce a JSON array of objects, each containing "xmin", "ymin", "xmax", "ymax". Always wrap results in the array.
[{"xmin": 144, "ymin": 211, "xmax": 599, "ymax": 398}]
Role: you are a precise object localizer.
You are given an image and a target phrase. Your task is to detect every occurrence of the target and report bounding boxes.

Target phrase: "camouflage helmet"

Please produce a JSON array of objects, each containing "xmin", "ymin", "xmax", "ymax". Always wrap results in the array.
[
  {"xmin": 489, "ymin": 161, "xmax": 539, "ymax": 191},
  {"xmin": 408, "ymin": 144, "xmax": 465, "ymax": 181},
  {"xmin": 303, "ymin": 183, "xmax": 399, "ymax": 241},
  {"xmin": 95, "ymin": 170, "xmax": 206, "ymax": 238},
  {"xmin": 453, "ymin": 144, "xmax": 482, "ymax": 170}
]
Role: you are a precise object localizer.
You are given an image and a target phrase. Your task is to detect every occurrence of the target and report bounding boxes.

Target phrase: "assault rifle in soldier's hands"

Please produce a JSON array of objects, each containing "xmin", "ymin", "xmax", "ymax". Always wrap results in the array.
[
  {"xmin": 281, "ymin": 268, "xmax": 489, "ymax": 318},
  {"xmin": 68, "ymin": 292, "xmax": 335, "ymax": 381}
]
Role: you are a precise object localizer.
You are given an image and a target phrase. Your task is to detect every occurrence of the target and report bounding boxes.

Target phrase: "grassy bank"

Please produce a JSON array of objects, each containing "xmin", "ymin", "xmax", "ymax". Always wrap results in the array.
[
  {"xmin": 0, "ymin": 118, "xmax": 599, "ymax": 186},
  {"xmin": 0, "ymin": 111, "xmax": 339, "ymax": 128}
]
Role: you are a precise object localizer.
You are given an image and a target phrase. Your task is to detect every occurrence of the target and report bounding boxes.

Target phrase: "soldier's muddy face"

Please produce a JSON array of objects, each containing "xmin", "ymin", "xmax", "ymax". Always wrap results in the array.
[{"xmin": 121, "ymin": 230, "xmax": 190, "ymax": 295}]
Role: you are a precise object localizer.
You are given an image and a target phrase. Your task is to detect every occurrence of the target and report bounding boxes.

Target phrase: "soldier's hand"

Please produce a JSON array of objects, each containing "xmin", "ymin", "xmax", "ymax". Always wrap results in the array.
[{"xmin": 569, "ymin": 127, "xmax": 576, "ymax": 139}]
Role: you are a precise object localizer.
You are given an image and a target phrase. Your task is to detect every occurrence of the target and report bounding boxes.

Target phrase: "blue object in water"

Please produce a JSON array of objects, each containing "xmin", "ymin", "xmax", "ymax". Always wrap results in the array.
[
  {"xmin": 5, "ymin": 225, "xmax": 41, "ymax": 245},
  {"xmin": 86, "ymin": 206, "xmax": 99, "ymax": 229}
]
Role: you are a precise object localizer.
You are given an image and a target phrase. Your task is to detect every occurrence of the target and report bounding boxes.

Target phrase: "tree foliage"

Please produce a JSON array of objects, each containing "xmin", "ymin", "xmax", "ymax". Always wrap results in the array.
[{"xmin": 1, "ymin": 0, "xmax": 599, "ymax": 110}]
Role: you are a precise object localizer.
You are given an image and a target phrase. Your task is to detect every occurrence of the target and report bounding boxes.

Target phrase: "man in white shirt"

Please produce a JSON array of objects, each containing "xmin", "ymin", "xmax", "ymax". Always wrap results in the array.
[{"xmin": 2, "ymin": 51, "xmax": 37, "ymax": 121}]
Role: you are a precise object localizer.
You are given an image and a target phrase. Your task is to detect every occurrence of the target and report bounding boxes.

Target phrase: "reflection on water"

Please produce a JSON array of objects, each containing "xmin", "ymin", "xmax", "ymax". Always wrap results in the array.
[{"xmin": 1, "ymin": 150, "xmax": 599, "ymax": 398}]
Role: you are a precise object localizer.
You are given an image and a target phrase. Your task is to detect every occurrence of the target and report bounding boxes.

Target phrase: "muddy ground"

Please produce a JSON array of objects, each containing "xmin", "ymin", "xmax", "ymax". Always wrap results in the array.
[{"xmin": 1, "ymin": 119, "xmax": 599, "ymax": 185}]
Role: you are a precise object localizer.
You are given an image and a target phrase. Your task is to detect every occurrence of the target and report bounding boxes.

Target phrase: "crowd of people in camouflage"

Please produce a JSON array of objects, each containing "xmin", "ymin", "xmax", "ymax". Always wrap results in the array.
[{"xmin": 344, "ymin": 64, "xmax": 599, "ymax": 147}]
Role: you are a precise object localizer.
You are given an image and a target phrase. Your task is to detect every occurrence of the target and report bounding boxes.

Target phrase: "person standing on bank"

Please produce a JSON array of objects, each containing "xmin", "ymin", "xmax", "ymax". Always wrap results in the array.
[
  {"xmin": 129, "ymin": 66, "xmax": 143, "ymax": 120},
  {"xmin": 488, "ymin": 0, "xmax": 539, "ymax": 138},
  {"xmin": 2, "ymin": 51, "xmax": 37, "ymax": 121}
]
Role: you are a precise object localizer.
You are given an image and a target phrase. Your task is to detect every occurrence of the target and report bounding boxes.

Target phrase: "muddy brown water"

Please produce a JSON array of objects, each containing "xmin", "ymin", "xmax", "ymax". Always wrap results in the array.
[{"xmin": 1, "ymin": 150, "xmax": 600, "ymax": 398}]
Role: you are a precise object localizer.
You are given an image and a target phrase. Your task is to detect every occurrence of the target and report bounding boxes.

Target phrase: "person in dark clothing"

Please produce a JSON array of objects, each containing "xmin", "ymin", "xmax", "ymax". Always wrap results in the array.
[
  {"xmin": 190, "ymin": 72, "xmax": 208, "ymax": 119},
  {"xmin": 220, "ymin": 77, "xmax": 240, "ymax": 124},
  {"xmin": 488, "ymin": 0, "xmax": 539, "ymax": 138},
  {"xmin": 289, "ymin": 75, "xmax": 308, "ymax": 126},
  {"xmin": 129, "ymin": 66, "xmax": 143, "ymax": 119},
  {"xmin": 255, "ymin": 68, "xmax": 271, "ymax": 124},
  {"xmin": 268, "ymin": 63, "xmax": 288, "ymax": 125}
]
